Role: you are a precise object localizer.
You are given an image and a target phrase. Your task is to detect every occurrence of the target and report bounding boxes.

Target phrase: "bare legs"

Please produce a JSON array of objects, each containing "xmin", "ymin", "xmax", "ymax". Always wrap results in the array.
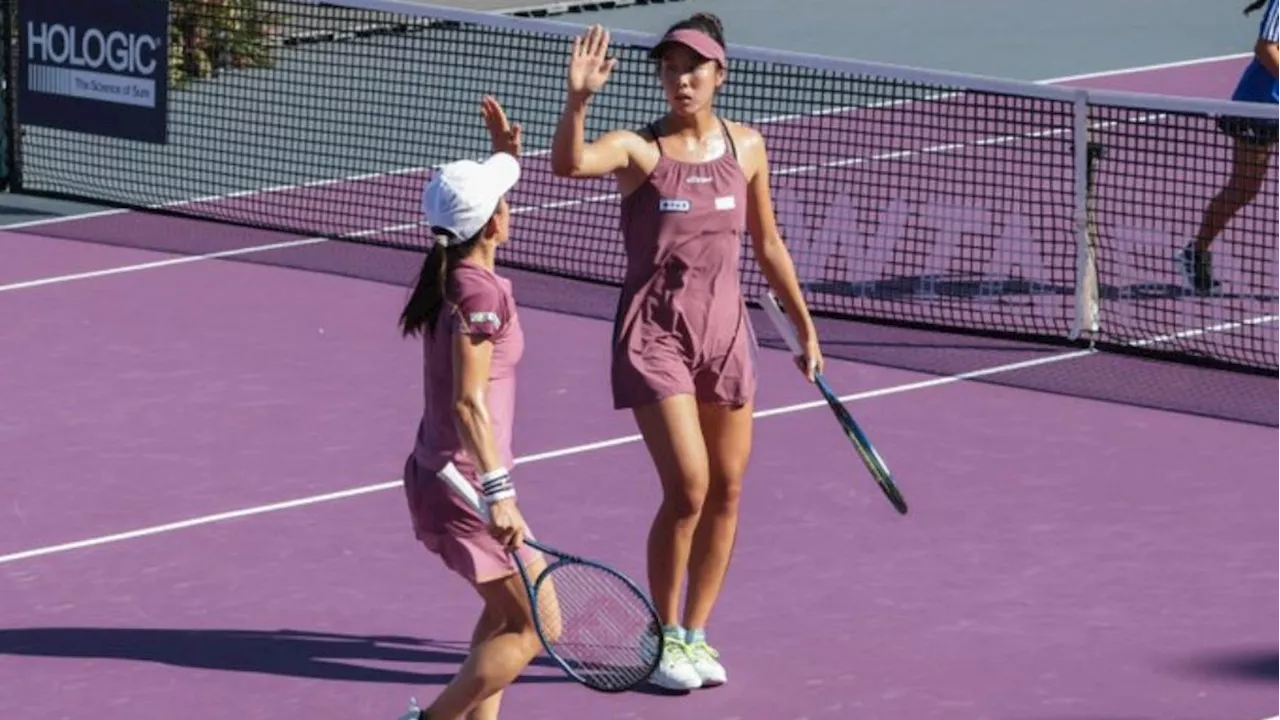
[
  {"xmin": 633, "ymin": 395, "xmax": 753, "ymax": 634},
  {"xmin": 683, "ymin": 402, "xmax": 752, "ymax": 631},
  {"xmin": 1195, "ymin": 137, "xmax": 1273, "ymax": 252},
  {"xmin": 1182, "ymin": 135, "xmax": 1275, "ymax": 294},
  {"xmin": 422, "ymin": 555, "xmax": 548, "ymax": 720}
]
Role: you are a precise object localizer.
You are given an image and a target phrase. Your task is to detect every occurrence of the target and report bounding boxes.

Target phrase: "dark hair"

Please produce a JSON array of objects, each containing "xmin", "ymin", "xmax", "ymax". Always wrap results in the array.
[
  {"xmin": 663, "ymin": 12, "xmax": 726, "ymax": 49},
  {"xmin": 1244, "ymin": 0, "xmax": 1266, "ymax": 13},
  {"xmin": 398, "ymin": 227, "xmax": 480, "ymax": 338}
]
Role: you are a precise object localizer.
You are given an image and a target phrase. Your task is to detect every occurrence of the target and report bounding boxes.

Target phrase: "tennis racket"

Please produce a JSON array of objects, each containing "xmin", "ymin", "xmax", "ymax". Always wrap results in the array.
[
  {"xmin": 759, "ymin": 292, "xmax": 909, "ymax": 515},
  {"xmin": 436, "ymin": 462, "xmax": 663, "ymax": 693}
]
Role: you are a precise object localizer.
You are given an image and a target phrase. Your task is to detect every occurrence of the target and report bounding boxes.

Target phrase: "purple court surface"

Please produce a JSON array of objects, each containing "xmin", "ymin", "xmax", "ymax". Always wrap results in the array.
[{"xmin": 1, "ymin": 58, "xmax": 1276, "ymax": 720}]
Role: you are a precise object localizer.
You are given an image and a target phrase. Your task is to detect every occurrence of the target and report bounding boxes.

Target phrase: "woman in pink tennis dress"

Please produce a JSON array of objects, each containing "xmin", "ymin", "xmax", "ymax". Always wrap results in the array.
[
  {"xmin": 395, "ymin": 96, "xmax": 543, "ymax": 720},
  {"xmin": 550, "ymin": 13, "xmax": 826, "ymax": 692}
]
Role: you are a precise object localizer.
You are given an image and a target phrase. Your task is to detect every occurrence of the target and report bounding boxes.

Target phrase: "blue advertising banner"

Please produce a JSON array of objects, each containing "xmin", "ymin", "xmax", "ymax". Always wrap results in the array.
[{"xmin": 17, "ymin": 0, "xmax": 169, "ymax": 144}]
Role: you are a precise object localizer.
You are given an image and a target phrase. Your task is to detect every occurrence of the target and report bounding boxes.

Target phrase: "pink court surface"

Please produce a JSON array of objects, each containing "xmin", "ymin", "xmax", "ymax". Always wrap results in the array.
[{"xmin": 0, "ymin": 55, "xmax": 1276, "ymax": 720}]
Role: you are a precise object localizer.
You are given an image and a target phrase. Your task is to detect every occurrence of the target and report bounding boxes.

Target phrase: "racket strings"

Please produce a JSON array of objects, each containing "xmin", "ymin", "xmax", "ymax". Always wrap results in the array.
[{"xmin": 533, "ymin": 562, "xmax": 661, "ymax": 691}]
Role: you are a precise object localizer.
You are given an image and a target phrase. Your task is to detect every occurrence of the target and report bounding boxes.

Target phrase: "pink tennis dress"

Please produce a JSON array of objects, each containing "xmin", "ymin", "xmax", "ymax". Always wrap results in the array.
[
  {"xmin": 402, "ymin": 259, "xmax": 540, "ymax": 584},
  {"xmin": 611, "ymin": 118, "xmax": 758, "ymax": 410}
]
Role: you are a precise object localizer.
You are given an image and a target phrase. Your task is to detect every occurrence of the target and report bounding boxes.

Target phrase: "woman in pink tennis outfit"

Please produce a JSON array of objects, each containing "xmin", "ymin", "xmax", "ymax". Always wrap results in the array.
[
  {"xmin": 551, "ymin": 14, "xmax": 825, "ymax": 691},
  {"xmin": 395, "ymin": 97, "xmax": 545, "ymax": 720}
]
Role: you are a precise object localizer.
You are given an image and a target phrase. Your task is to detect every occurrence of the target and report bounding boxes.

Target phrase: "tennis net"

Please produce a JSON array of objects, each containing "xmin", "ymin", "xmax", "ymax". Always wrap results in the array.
[{"xmin": 3, "ymin": 0, "xmax": 1276, "ymax": 375}]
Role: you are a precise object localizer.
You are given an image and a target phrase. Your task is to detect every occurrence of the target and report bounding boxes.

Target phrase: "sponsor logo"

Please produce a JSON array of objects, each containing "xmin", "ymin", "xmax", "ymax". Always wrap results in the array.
[
  {"xmin": 468, "ymin": 311, "xmax": 502, "ymax": 330},
  {"xmin": 26, "ymin": 22, "xmax": 163, "ymax": 108}
]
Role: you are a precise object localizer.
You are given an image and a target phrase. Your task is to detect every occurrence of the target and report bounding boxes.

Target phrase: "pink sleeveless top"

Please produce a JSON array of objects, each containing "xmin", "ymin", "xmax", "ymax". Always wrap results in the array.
[{"xmin": 611, "ymin": 118, "xmax": 757, "ymax": 409}]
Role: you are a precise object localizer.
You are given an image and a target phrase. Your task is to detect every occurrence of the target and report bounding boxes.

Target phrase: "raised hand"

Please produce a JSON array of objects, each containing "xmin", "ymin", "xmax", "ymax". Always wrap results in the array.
[
  {"xmin": 480, "ymin": 95, "xmax": 522, "ymax": 157},
  {"xmin": 567, "ymin": 24, "xmax": 617, "ymax": 99}
]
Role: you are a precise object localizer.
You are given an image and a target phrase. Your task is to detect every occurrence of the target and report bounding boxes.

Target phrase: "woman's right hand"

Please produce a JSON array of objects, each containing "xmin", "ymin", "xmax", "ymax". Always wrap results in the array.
[
  {"xmin": 567, "ymin": 24, "xmax": 617, "ymax": 100},
  {"xmin": 486, "ymin": 497, "xmax": 527, "ymax": 551}
]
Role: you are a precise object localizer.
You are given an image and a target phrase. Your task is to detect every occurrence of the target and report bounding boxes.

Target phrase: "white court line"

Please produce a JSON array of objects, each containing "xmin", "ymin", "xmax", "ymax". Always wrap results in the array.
[
  {"xmin": 0, "ymin": 348, "xmax": 1094, "ymax": 566},
  {"xmin": 0, "ymin": 208, "xmax": 128, "ymax": 230},
  {"xmin": 0, "ymin": 237, "xmax": 330, "ymax": 293},
  {"xmin": 1036, "ymin": 52, "xmax": 1252, "ymax": 85},
  {"xmin": 0, "ymin": 52, "xmax": 1246, "ymax": 232},
  {"xmin": 0, "ymin": 309, "xmax": 1273, "ymax": 567},
  {"xmin": 0, "ymin": 49, "xmax": 1271, "ymax": 563}
]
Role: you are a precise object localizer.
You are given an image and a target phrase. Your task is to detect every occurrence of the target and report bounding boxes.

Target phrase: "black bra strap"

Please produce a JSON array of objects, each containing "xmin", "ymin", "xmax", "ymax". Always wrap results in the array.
[
  {"xmin": 718, "ymin": 117, "xmax": 738, "ymax": 161},
  {"xmin": 649, "ymin": 122, "xmax": 664, "ymax": 156}
]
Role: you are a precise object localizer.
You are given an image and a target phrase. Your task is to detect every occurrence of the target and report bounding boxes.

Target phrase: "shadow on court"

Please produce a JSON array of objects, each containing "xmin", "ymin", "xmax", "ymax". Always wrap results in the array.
[
  {"xmin": 1178, "ymin": 648, "xmax": 1278, "ymax": 684},
  {"xmin": 0, "ymin": 627, "xmax": 574, "ymax": 686},
  {"xmin": 0, "ymin": 204, "xmax": 57, "ymax": 218}
]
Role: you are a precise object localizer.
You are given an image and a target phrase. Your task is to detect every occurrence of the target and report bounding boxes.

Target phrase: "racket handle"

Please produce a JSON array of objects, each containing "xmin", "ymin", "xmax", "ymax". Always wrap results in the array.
[
  {"xmin": 437, "ymin": 461, "xmax": 493, "ymax": 522},
  {"xmin": 760, "ymin": 291, "xmax": 804, "ymax": 357}
]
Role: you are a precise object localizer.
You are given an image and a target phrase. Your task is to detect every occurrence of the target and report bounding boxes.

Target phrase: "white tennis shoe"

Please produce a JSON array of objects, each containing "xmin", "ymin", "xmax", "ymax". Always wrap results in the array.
[
  {"xmin": 686, "ymin": 640, "xmax": 727, "ymax": 686},
  {"xmin": 648, "ymin": 636, "xmax": 704, "ymax": 691}
]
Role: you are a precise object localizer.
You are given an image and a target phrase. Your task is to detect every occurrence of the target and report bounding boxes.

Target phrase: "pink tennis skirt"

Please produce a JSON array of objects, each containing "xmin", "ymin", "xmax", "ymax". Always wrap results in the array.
[{"xmin": 402, "ymin": 454, "xmax": 540, "ymax": 585}]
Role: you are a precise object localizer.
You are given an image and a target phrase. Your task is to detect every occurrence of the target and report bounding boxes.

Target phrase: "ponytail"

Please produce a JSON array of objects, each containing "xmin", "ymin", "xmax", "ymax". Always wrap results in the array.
[
  {"xmin": 399, "ymin": 228, "xmax": 474, "ymax": 337},
  {"xmin": 1244, "ymin": 0, "xmax": 1266, "ymax": 14}
]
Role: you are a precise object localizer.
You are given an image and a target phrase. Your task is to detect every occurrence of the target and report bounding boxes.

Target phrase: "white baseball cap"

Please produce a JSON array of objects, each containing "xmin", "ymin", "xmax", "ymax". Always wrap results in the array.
[{"xmin": 421, "ymin": 152, "xmax": 521, "ymax": 246}]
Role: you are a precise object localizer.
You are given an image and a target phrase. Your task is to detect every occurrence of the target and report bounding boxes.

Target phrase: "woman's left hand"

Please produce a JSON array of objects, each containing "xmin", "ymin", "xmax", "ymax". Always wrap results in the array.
[{"xmin": 481, "ymin": 95, "xmax": 522, "ymax": 157}]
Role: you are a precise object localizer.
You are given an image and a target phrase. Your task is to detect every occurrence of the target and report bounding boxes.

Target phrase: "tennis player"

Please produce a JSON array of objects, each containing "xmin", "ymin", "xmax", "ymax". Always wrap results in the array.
[
  {"xmin": 396, "ymin": 96, "xmax": 544, "ymax": 720},
  {"xmin": 1179, "ymin": 0, "xmax": 1278, "ymax": 294},
  {"xmin": 550, "ymin": 14, "xmax": 825, "ymax": 691}
]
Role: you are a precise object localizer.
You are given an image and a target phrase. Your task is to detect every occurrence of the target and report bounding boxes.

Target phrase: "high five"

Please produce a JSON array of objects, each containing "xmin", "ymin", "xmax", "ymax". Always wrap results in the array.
[{"xmin": 551, "ymin": 15, "xmax": 824, "ymax": 691}]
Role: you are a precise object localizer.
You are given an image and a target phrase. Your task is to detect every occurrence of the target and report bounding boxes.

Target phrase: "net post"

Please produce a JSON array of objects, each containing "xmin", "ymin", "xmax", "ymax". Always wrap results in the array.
[{"xmin": 1069, "ymin": 90, "xmax": 1099, "ymax": 342}]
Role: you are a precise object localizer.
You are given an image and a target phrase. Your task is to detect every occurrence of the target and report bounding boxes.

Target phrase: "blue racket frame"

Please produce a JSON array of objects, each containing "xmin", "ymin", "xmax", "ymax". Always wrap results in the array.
[
  {"xmin": 436, "ymin": 463, "xmax": 664, "ymax": 692},
  {"xmin": 759, "ymin": 292, "xmax": 909, "ymax": 516}
]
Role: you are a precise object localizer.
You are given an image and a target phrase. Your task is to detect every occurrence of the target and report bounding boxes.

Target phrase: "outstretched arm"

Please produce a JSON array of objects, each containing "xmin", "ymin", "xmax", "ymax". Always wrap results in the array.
[
  {"xmin": 550, "ymin": 24, "xmax": 635, "ymax": 178},
  {"xmin": 552, "ymin": 102, "xmax": 635, "ymax": 178}
]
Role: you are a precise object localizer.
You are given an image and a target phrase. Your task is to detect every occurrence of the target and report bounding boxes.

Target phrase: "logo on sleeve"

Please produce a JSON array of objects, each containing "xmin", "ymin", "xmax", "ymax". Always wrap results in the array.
[{"xmin": 468, "ymin": 311, "xmax": 501, "ymax": 330}]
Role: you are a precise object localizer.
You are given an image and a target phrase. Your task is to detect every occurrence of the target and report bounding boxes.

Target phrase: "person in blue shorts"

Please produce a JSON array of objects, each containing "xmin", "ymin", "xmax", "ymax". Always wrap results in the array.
[{"xmin": 1179, "ymin": 0, "xmax": 1278, "ymax": 294}]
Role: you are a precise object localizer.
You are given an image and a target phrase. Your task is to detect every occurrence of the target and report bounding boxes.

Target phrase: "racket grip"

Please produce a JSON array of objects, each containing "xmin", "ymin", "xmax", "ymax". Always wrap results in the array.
[
  {"xmin": 760, "ymin": 292, "xmax": 804, "ymax": 357},
  {"xmin": 438, "ymin": 462, "xmax": 493, "ymax": 522}
]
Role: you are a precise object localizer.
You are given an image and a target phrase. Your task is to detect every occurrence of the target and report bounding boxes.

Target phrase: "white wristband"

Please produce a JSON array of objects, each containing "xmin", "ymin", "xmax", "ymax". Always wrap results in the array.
[{"xmin": 480, "ymin": 467, "xmax": 515, "ymax": 504}]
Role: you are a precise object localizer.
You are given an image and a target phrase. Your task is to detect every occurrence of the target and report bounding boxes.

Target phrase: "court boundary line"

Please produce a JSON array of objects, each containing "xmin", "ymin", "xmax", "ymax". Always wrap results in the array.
[
  {"xmin": 0, "ymin": 237, "xmax": 332, "ymax": 293},
  {"xmin": 1036, "ymin": 52, "xmax": 1251, "ymax": 84},
  {"xmin": 0, "ymin": 49, "xmax": 1272, "ymax": 565},
  {"xmin": 0, "ymin": 307, "xmax": 1273, "ymax": 567},
  {"xmin": 0, "ymin": 346, "xmax": 1093, "ymax": 566}
]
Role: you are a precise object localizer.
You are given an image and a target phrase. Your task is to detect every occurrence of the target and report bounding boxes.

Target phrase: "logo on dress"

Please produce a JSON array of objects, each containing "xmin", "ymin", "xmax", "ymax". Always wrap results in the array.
[
  {"xmin": 659, "ymin": 198, "xmax": 692, "ymax": 213},
  {"xmin": 686, "ymin": 176, "xmax": 712, "ymax": 184},
  {"xmin": 714, "ymin": 195, "xmax": 736, "ymax": 211}
]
